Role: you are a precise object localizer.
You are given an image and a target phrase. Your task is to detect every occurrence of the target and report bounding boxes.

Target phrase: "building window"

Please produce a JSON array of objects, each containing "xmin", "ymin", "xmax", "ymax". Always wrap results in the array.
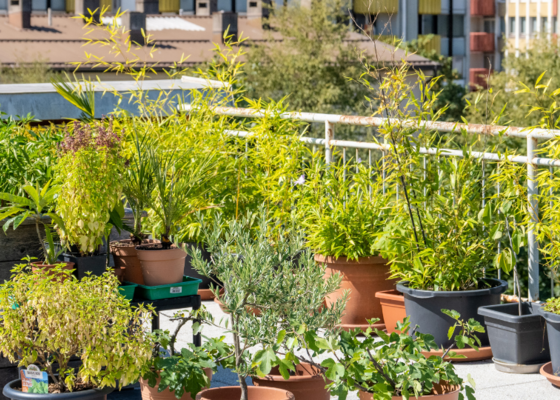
[
  {"xmin": 554, "ymin": 17, "xmax": 558, "ymax": 34},
  {"xmin": 509, "ymin": 17, "xmax": 516, "ymax": 35},
  {"xmin": 542, "ymin": 18, "xmax": 548, "ymax": 33},
  {"xmin": 520, "ymin": 17, "xmax": 526, "ymax": 34},
  {"xmin": 530, "ymin": 17, "xmax": 537, "ymax": 34},
  {"xmin": 484, "ymin": 18, "xmax": 495, "ymax": 34},
  {"xmin": 452, "ymin": 15, "xmax": 464, "ymax": 37}
]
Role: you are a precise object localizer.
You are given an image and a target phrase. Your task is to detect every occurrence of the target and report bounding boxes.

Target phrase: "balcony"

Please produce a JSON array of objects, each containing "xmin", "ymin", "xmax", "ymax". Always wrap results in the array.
[
  {"xmin": 353, "ymin": 0, "xmax": 398, "ymax": 14},
  {"xmin": 418, "ymin": 0, "xmax": 441, "ymax": 15},
  {"xmin": 418, "ymin": 34, "xmax": 441, "ymax": 54},
  {"xmin": 470, "ymin": 67, "xmax": 490, "ymax": 89},
  {"xmin": 471, "ymin": 32, "xmax": 495, "ymax": 53},
  {"xmin": 471, "ymin": 0, "xmax": 495, "ymax": 16}
]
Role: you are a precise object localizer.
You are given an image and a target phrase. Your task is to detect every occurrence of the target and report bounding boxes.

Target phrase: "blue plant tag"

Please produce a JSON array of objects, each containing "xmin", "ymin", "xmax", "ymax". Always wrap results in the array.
[{"xmin": 21, "ymin": 364, "xmax": 49, "ymax": 394}]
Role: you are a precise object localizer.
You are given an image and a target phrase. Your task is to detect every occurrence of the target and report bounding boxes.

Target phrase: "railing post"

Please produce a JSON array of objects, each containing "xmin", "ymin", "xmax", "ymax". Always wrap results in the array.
[
  {"xmin": 527, "ymin": 135, "xmax": 540, "ymax": 301},
  {"xmin": 325, "ymin": 121, "xmax": 334, "ymax": 164}
]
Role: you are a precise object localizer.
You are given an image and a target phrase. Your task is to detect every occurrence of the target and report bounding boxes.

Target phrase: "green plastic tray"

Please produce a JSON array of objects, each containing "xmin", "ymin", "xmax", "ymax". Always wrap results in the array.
[
  {"xmin": 119, "ymin": 283, "xmax": 137, "ymax": 300},
  {"xmin": 134, "ymin": 276, "xmax": 202, "ymax": 300}
]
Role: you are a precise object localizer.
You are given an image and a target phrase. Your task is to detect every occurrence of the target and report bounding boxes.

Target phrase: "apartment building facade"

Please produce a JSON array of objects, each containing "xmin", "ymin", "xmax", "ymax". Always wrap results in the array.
[{"xmin": 351, "ymin": 0, "xmax": 512, "ymax": 88}]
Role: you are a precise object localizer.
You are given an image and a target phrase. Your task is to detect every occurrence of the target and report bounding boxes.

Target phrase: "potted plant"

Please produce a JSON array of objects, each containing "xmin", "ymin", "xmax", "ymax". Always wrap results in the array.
[
  {"xmin": 55, "ymin": 119, "xmax": 125, "ymax": 279},
  {"xmin": 140, "ymin": 309, "xmax": 233, "ymax": 400},
  {"xmin": 376, "ymin": 150, "xmax": 507, "ymax": 350},
  {"xmin": 188, "ymin": 210, "xmax": 345, "ymax": 400},
  {"xmin": 478, "ymin": 160, "xmax": 549, "ymax": 371},
  {"xmin": 307, "ymin": 312, "xmax": 479, "ymax": 400},
  {"xmin": 111, "ymin": 128, "xmax": 158, "ymax": 285},
  {"xmin": 136, "ymin": 146, "xmax": 219, "ymax": 286},
  {"xmin": 0, "ymin": 181, "xmax": 74, "ymax": 275},
  {"xmin": 300, "ymin": 161, "xmax": 394, "ymax": 331},
  {"xmin": 0, "ymin": 263, "xmax": 153, "ymax": 399}
]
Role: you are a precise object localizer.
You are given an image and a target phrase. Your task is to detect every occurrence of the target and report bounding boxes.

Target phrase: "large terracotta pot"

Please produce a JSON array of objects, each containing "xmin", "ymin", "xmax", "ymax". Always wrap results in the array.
[
  {"xmin": 31, "ymin": 261, "xmax": 75, "ymax": 282},
  {"xmin": 252, "ymin": 363, "xmax": 328, "ymax": 400},
  {"xmin": 315, "ymin": 254, "xmax": 394, "ymax": 331},
  {"xmin": 359, "ymin": 384, "xmax": 459, "ymax": 400},
  {"xmin": 140, "ymin": 368, "xmax": 212, "ymax": 400},
  {"xmin": 136, "ymin": 245, "xmax": 187, "ymax": 286},
  {"xmin": 111, "ymin": 239, "xmax": 160, "ymax": 285},
  {"xmin": 195, "ymin": 386, "xmax": 294, "ymax": 400},
  {"xmin": 375, "ymin": 289, "xmax": 406, "ymax": 334}
]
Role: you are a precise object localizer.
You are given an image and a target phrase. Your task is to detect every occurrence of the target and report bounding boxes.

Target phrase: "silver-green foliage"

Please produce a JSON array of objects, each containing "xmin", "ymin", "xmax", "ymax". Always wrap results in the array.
[{"xmin": 188, "ymin": 210, "xmax": 345, "ymax": 400}]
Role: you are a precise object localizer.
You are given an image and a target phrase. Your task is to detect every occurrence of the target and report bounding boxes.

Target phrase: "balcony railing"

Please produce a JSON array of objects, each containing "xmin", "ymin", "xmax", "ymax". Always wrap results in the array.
[
  {"xmin": 471, "ymin": 32, "xmax": 495, "ymax": 53},
  {"xmin": 182, "ymin": 104, "xmax": 560, "ymax": 302},
  {"xmin": 470, "ymin": 68, "xmax": 490, "ymax": 89},
  {"xmin": 471, "ymin": 0, "xmax": 495, "ymax": 16},
  {"xmin": 353, "ymin": 0, "xmax": 398, "ymax": 15}
]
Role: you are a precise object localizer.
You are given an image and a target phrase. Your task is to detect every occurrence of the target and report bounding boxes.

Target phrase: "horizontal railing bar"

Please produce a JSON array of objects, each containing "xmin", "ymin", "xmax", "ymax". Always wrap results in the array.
[
  {"xmin": 224, "ymin": 130, "xmax": 560, "ymax": 167},
  {"xmin": 184, "ymin": 105, "xmax": 560, "ymax": 140}
]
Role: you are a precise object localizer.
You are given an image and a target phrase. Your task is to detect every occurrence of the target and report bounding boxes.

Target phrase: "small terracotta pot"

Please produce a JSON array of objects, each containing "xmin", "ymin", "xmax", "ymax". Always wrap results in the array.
[
  {"xmin": 252, "ymin": 363, "xmax": 328, "ymax": 400},
  {"xmin": 375, "ymin": 289, "xmax": 406, "ymax": 334},
  {"xmin": 359, "ymin": 383, "xmax": 460, "ymax": 400},
  {"xmin": 315, "ymin": 254, "xmax": 395, "ymax": 331},
  {"xmin": 136, "ymin": 245, "xmax": 187, "ymax": 286},
  {"xmin": 140, "ymin": 368, "xmax": 212, "ymax": 400},
  {"xmin": 195, "ymin": 386, "xmax": 294, "ymax": 400},
  {"xmin": 214, "ymin": 294, "xmax": 261, "ymax": 316},
  {"xmin": 31, "ymin": 261, "xmax": 75, "ymax": 281},
  {"xmin": 111, "ymin": 239, "xmax": 161, "ymax": 285}
]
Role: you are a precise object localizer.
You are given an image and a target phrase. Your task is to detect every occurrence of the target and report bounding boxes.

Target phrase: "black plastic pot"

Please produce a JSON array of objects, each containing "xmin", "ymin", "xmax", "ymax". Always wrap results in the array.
[
  {"xmin": 537, "ymin": 308, "xmax": 560, "ymax": 375},
  {"xmin": 479, "ymin": 302, "xmax": 549, "ymax": 365},
  {"xmin": 396, "ymin": 278, "xmax": 508, "ymax": 347},
  {"xmin": 3, "ymin": 379, "xmax": 113, "ymax": 400},
  {"xmin": 59, "ymin": 253, "xmax": 107, "ymax": 280}
]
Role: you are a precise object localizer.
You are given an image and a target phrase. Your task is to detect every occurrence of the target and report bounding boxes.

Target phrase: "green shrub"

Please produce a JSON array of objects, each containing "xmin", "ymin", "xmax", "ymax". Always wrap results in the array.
[{"xmin": 0, "ymin": 264, "xmax": 153, "ymax": 392}]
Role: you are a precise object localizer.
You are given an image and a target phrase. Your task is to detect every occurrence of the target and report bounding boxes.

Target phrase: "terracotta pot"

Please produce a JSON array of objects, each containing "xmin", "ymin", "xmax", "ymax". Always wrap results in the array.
[
  {"xmin": 136, "ymin": 245, "xmax": 187, "ymax": 286},
  {"xmin": 31, "ymin": 261, "xmax": 75, "ymax": 281},
  {"xmin": 140, "ymin": 368, "xmax": 212, "ymax": 400},
  {"xmin": 195, "ymin": 386, "xmax": 294, "ymax": 400},
  {"xmin": 252, "ymin": 362, "xmax": 328, "ymax": 400},
  {"xmin": 111, "ymin": 239, "xmax": 161, "ymax": 285},
  {"xmin": 375, "ymin": 289, "xmax": 406, "ymax": 334},
  {"xmin": 315, "ymin": 254, "xmax": 395, "ymax": 331},
  {"xmin": 359, "ymin": 383, "xmax": 459, "ymax": 400},
  {"xmin": 214, "ymin": 293, "xmax": 261, "ymax": 316}
]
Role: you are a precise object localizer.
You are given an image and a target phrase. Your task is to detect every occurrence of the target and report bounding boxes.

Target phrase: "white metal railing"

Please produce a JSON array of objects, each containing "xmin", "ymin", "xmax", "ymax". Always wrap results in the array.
[{"xmin": 183, "ymin": 104, "xmax": 560, "ymax": 301}]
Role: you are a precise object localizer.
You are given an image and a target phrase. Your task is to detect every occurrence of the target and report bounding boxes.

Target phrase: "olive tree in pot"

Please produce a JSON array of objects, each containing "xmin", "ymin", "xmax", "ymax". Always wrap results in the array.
[
  {"xmin": 140, "ymin": 309, "xmax": 234, "ymax": 400},
  {"xmin": 111, "ymin": 128, "xmax": 158, "ymax": 285},
  {"xmin": 187, "ymin": 210, "xmax": 346, "ymax": 400},
  {"xmin": 136, "ymin": 146, "xmax": 219, "ymax": 286},
  {"xmin": 0, "ymin": 263, "xmax": 153, "ymax": 400},
  {"xmin": 55, "ymin": 119, "xmax": 125, "ymax": 279},
  {"xmin": 306, "ymin": 313, "xmax": 479, "ymax": 400},
  {"xmin": 299, "ymin": 160, "xmax": 394, "ymax": 331},
  {"xmin": 0, "ymin": 181, "xmax": 74, "ymax": 275},
  {"xmin": 478, "ymin": 160, "xmax": 549, "ymax": 371}
]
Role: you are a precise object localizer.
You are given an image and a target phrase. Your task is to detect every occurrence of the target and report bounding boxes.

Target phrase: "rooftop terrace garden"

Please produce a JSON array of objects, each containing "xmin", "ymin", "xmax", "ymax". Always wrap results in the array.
[{"xmin": 3, "ymin": 10, "xmax": 560, "ymax": 400}]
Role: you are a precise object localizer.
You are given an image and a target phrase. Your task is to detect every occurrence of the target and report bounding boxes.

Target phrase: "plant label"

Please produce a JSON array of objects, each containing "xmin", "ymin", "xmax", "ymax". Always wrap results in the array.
[
  {"xmin": 170, "ymin": 287, "xmax": 182, "ymax": 294},
  {"xmin": 21, "ymin": 364, "xmax": 48, "ymax": 393}
]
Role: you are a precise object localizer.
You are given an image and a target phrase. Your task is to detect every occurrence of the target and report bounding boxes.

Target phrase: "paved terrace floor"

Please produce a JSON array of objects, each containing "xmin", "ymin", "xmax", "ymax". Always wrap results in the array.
[{"xmin": 108, "ymin": 300, "xmax": 560, "ymax": 400}]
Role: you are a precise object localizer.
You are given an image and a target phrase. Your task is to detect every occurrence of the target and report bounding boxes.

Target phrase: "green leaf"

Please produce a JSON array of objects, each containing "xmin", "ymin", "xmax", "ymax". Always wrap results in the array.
[
  {"xmin": 0, "ymin": 193, "xmax": 34, "ymax": 207},
  {"xmin": 276, "ymin": 330, "xmax": 286, "ymax": 345},
  {"xmin": 321, "ymin": 358, "xmax": 345, "ymax": 381}
]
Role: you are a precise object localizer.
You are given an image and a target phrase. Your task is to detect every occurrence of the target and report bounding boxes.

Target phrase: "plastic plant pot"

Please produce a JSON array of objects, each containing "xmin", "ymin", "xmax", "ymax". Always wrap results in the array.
[
  {"xmin": 3, "ymin": 378, "xmax": 113, "ymax": 400},
  {"xmin": 478, "ymin": 302, "xmax": 549, "ymax": 366},
  {"xmin": 537, "ymin": 307, "xmax": 560, "ymax": 376},
  {"xmin": 396, "ymin": 278, "xmax": 508, "ymax": 347}
]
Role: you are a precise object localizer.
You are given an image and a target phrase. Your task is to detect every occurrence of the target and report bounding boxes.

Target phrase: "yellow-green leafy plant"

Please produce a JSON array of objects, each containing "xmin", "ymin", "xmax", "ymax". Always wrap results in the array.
[
  {"xmin": 0, "ymin": 263, "xmax": 153, "ymax": 392},
  {"xmin": 299, "ymin": 158, "xmax": 391, "ymax": 260},
  {"xmin": 56, "ymin": 118, "xmax": 124, "ymax": 254}
]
